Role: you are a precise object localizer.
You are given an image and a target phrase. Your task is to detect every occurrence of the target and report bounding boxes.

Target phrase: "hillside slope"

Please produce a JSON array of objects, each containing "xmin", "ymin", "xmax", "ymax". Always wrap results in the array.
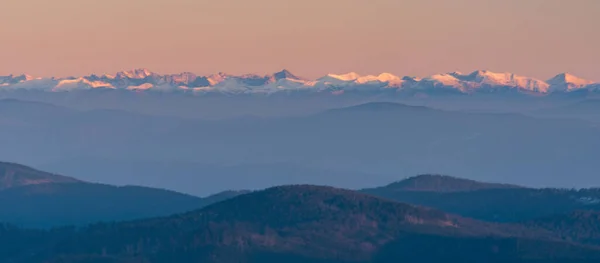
[
  {"xmin": 3, "ymin": 185, "xmax": 600, "ymax": 263},
  {"xmin": 0, "ymin": 161, "xmax": 79, "ymax": 190},
  {"xmin": 0, "ymin": 162, "xmax": 245, "ymax": 228},
  {"xmin": 363, "ymin": 175, "xmax": 600, "ymax": 222}
]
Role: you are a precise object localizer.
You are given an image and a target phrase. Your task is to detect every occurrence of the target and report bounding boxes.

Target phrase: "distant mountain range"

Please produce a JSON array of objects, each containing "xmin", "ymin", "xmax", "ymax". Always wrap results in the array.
[{"xmin": 1, "ymin": 69, "xmax": 598, "ymax": 96}]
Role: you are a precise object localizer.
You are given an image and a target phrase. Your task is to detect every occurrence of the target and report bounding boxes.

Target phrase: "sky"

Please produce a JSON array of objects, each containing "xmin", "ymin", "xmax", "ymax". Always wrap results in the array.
[{"xmin": 1, "ymin": 0, "xmax": 599, "ymax": 80}]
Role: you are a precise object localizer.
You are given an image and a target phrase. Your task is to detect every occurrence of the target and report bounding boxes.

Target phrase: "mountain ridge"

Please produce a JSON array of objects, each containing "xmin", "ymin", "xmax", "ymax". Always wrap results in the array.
[
  {"xmin": 0, "ymin": 162, "xmax": 80, "ymax": 191},
  {"xmin": 371, "ymin": 174, "xmax": 524, "ymax": 193},
  {"xmin": 1, "ymin": 69, "xmax": 598, "ymax": 95},
  {"xmin": 362, "ymin": 175, "xmax": 600, "ymax": 222},
  {"xmin": 0, "ymin": 161, "xmax": 249, "ymax": 228}
]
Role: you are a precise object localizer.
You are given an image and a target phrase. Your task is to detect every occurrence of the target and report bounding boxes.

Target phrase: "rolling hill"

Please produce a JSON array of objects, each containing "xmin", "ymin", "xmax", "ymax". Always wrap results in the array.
[
  {"xmin": 0, "ymin": 162, "xmax": 245, "ymax": 228},
  {"xmin": 363, "ymin": 175, "xmax": 600, "ymax": 222},
  {"xmin": 0, "ymin": 161, "xmax": 79, "ymax": 190},
  {"xmin": 367, "ymin": 174, "xmax": 523, "ymax": 193},
  {"xmin": 2, "ymin": 185, "xmax": 600, "ymax": 263}
]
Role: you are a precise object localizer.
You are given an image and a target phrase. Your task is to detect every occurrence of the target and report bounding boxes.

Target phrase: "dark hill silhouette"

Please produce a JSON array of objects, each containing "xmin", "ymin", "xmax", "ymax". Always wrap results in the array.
[
  {"xmin": 2, "ymin": 185, "xmax": 600, "ymax": 263},
  {"xmin": 0, "ymin": 183, "xmax": 205, "ymax": 228},
  {"xmin": 363, "ymin": 175, "xmax": 600, "ymax": 222},
  {"xmin": 0, "ymin": 161, "xmax": 80, "ymax": 190},
  {"xmin": 0, "ymin": 162, "xmax": 246, "ymax": 228},
  {"xmin": 372, "ymin": 174, "xmax": 523, "ymax": 193}
]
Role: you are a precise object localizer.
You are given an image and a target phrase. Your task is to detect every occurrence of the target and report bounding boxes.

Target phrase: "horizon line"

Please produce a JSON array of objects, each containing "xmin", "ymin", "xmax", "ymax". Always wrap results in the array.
[{"xmin": 1, "ymin": 68, "xmax": 596, "ymax": 82}]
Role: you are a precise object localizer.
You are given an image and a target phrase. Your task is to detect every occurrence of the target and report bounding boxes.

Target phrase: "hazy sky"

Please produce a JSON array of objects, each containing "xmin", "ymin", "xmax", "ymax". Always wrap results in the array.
[{"xmin": 1, "ymin": 0, "xmax": 599, "ymax": 80}]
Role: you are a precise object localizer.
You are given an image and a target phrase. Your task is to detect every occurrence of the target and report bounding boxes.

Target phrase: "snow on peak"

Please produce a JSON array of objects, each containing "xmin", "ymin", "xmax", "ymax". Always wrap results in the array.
[
  {"xmin": 326, "ymin": 72, "xmax": 361, "ymax": 81},
  {"xmin": 377, "ymin": 73, "xmax": 400, "ymax": 81},
  {"xmin": 127, "ymin": 83, "xmax": 154, "ymax": 91},
  {"xmin": 0, "ymin": 74, "xmax": 36, "ymax": 84},
  {"xmin": 54, "ymin": 77, "xmax": 114, "ymax": 91},
  {"xmin": 547, "ymin": 73, "xmax": 594, "ymax": 92},
  {"xmin": 207, "ymin": 72, "xmax": 230, "ymax": 86},
  {"xmin": 448, "ymin": 70, "xmax": 549, "ymax": 92},
  {"xmin": 21, "ymin": 74, "xmax": 35, "ymax": 81},
  {"xmin": 458, "ymin": 70, "xmax": 513, "ymax": 83},
  {"xmin": 355, "ymin": 73, "xmax": 402, "ymax": 85},
  {"xmin": 313, "ymin": 72, "xmax": 362, "ymax": 87},
  {"xmin": 116, "ymin": 68, "xmax": 155, "ymax": 79},
  {"xmin": 425, "ymin": 73, "xmax": 461, "ymax": 85},
  {"xmin": 554, "ymin": 73, "xmax": 591, "ymax": 84},
  {"xmin": 0, "ymin": 69, "xmax": 597, "ymax": 95}
]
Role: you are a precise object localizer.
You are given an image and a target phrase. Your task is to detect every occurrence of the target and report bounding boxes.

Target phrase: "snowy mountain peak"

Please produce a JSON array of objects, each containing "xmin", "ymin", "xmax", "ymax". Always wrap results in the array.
[
  {"xmin": 426, "ymin": 73, "xmax": 461, "ymax": 84},
  {"xmin": 446, "ymin": 70, "xmax": 513, "ymax": 82},
  {"xmin": 452, "ymin": 70, "xmax": 550, "ymax": 92},
  {"xmin": 547, "ymin": 73, "xmax": 593, "ymax": 92},
  {"xmin": 377, "ymin": 72, "xmax": 399, "ymax": 80},
  {"xmin": 326, "ymin": 72, "xmax": 361, "ymax": 81},
  {"xmin": 55, "ymin": 77, "xmax": 114, "ymax": 91},
  {"xmin": 0, "ymin": 74, "xmax": 37, "ymax": 86},
  {"xmin": 550, "ymin": 73, "xmax": 589, "ymax": 83},
  {"xmin": 116, "ymin": 68, "xmax": 155, "ymax": 79},
  {"xmin": 207, "ymin": 72, "xmax": 230, "ymax": 86},
  {"xmin": 0, "ymin": 69, "xmax": 597, "ymax": 95},
  {"xmin": 355, "ymin": 73, "xmax": 402, "ymax": 85},
  {"xmin": 464, "ymin": 70, "xmax": 511, "ymax": 82}
]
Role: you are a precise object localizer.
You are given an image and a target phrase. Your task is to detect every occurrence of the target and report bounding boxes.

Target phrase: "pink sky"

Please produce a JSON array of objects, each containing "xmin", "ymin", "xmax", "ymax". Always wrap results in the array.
[{"xmin": 1, "ymin": 0, "xmax": 599, "ymax": 80}]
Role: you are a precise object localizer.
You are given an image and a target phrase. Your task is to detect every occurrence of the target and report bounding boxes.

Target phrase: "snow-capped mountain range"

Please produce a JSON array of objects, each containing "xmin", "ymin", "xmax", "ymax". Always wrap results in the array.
[{"xmin": 1, "ymin": 69, "xmax": 598, "ymax": 95}]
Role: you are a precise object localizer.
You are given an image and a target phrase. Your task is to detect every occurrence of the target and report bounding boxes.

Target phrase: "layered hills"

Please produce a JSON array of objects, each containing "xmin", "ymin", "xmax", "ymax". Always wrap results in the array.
[
  {"xmin": 2, "ymin": 162, "xmax": 600, "ymax": 261},
  {"xmin": 3, "ymin": 100, "xmax": 600, "ymax": 195},
  {"xmin": 363, "ymin": 174, "xmax": 600, "ymax": 222},
  {"xmin": 2, "ymin": 184, "xmax": 600, "ymax": 262}
]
